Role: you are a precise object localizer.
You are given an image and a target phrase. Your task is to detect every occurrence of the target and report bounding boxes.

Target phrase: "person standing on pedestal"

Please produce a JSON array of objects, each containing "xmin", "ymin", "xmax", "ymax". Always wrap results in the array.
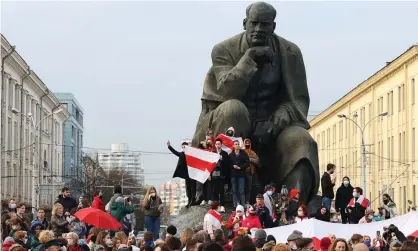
[
  {"xmin": 211, "ymin": 138, "xmax": 229, "ymax": 212},
  {"xmin": 229, "ymin": 141, "xmax": 250, "ymax": 207},
  {"xmin": 167, "ymin": 140, "xmax": 196, "ymax": 208},
  {"xmin": 321, "ymin": 163, "xmax": 336, "ymax": 210}
]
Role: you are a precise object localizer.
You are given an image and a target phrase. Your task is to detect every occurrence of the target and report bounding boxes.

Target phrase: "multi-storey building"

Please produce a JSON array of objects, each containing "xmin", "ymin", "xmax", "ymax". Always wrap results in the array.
[
  {"xmin": 54, "ymin": 93, "xmax": 84, "ymax": 198},
  {"xmin": 309, "ymin": 45, "xmax": 418, "ymax": 213},
  {"xmin": 1, "ymin": 34, "xmax": 69, "ymax": 208},
  {"xmin": 159, "ymin": 179, "xmax": 188, "ymax": 216},
  {"xmin": 98, "ymin": 143, "xmax": 144, "ymax": 185}
]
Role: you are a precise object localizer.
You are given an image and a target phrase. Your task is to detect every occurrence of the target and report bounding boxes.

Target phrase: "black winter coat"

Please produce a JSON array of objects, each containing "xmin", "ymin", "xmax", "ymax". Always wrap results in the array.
[
  {"xmin": 55, "ymin": 195, "xmax": 77, "ymax": 214},
  {"xmin": 229, "ymin": 150, "xmax": 250, "ymax": 177},
  {"xmin": 168, "ymin": 145, "xmax": 189, "ymax": 179},
  {"xmin": 335, "ymin": 183, "xmax": 354, "ymax": 213},
  {"xmin": 211, "ymin": 149, "xmax": 230, "ymax": 179}
]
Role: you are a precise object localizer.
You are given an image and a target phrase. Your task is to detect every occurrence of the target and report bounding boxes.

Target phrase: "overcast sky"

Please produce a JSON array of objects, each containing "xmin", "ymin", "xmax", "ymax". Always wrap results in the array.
[{"xmin": 2, "ymin": 1, "xmax": 418, "ymax": 188}]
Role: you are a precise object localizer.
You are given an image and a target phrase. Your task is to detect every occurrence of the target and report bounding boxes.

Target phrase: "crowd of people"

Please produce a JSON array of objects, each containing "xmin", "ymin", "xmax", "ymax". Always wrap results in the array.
[
  {"xmin": 168, "ymin": 127, "xmax": 402, "ymax": 228},
  {"xmin": 1, "ymin": 128, "xmax": 416, "ymax": 251},
  {"xmin": 0, "ymin": 184, "xmax": 166, "ymax": 251}
]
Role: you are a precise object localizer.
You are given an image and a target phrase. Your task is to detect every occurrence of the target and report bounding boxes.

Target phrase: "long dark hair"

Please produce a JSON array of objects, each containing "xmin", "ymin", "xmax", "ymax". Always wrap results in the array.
[{"xmin": 383, "ymin": 194, "xmax": 393, "ymax": 201}]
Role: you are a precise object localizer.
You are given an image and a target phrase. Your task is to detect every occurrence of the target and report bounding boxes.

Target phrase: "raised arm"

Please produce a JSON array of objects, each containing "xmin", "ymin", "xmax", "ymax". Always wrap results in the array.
[{"xmin": 167, "ymin": 141, "xmax": 181, "ymax": 157}]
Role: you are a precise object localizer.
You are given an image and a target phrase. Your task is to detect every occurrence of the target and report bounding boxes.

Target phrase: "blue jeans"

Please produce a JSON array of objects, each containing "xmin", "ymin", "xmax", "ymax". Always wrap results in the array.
[
  {"xmin": 144, "ymin": 216, "xmax": 160, "ymax": 240},
  {"xmin": 322, "ymin": 197, "xmax": 331, "ymax": 210},
  {"xmin": 231, "ymin": 177, "xmax": 245, "ymax": 207}
]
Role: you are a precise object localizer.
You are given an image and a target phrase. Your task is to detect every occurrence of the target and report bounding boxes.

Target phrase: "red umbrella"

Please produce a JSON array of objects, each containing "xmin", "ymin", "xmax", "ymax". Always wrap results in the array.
[{"xmin": 74, "ymin": 208, "xmax": 122, "ymax": 230}]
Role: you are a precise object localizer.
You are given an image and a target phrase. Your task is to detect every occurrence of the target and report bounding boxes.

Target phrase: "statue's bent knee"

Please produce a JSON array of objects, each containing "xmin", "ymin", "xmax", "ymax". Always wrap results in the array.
[{"xmin": 217, "ymin": 99, "xmax": 249, "ymax": 117}]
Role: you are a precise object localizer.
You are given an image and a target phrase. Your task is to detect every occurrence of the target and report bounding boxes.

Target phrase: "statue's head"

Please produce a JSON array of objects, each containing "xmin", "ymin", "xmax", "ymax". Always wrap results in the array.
[{"xmin": 243, "ymin": 2, "xmax": 276, "ymax": 47}]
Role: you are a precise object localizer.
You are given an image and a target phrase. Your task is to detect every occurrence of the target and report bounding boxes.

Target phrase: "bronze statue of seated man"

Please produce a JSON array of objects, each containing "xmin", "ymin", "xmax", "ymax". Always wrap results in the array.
[{"xmin": 192, "ymin": 1, "xmax": 319, "ymax": 204}]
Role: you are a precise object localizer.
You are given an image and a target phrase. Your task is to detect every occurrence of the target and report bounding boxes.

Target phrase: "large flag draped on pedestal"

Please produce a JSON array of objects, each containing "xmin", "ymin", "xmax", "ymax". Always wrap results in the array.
[
  {"xmin": 215, "ymin": 134, "xmax": 244, "ymax": 154},
  {"xmin": 184, "ymin": 146, "xmax": 220, "ymax": 183},
  {"xmin": 264, "ymin": 212, "xmax": 418, "ymax": 249}
]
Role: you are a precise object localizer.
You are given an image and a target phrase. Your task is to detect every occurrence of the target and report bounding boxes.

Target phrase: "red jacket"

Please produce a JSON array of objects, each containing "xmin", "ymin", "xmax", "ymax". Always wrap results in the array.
[
  {"xmin": 225, "ymin": 212, "xmax": 244, "ymax": 238},
  {"xmin": 241, "ymin": 215, "xmax": 262, "ymax": 232},
  {"xmin": 91, "ymin": 196, "xmax": 105, "ymax": 211}
]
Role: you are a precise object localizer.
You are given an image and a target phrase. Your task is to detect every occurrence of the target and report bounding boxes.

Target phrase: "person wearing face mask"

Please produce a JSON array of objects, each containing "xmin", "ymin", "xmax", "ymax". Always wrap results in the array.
[
  {"xmin": 380, "ymin": 194, "xmax": 398, "ymax": 219},
  {"xmin": 13, "ymin": 230, "xmax": 31, "ymax": 249},
  {"xmin": 143, "ymin": 187, "xmax": 163, "ymax": 240},
  {"xmin": 358, "ymin": 209, "xmax": 376, "ymax": 224},
  {"xmin": 321, "ymin": 164, "xmax": 336, "ymax": 210},
  {"xmin": 293, "ymin": 205, "xmax": 309, "ymax": 223},
  {"xmin": 3, "ymin": 199, "xmax": 17, "ymax": 215},
  {"xmin": 95, "ymin": 231, "xmax": 113, "ymax": 251},
  {"xmin": 167, "ymin": 140, "xmax": 196, "ymax": 208},
  {"xmin": 262, "ymin": 185, "xmax": 277, "ymax": 225},
  {"xmin": 287, "ymin": 231, "xmax": 302, "ymax": 251},
  {"xmin": 335, "ymin": 176, "xmax": 353, "ymax": 224},
  {"xmin": 243, "ymin": 139, "xmax": 260, "ymax": 206},
  {"xmin": 346, "ymin": 187, "xmax": 370, "ymax": 224},
  {"xmin": 226, "ymin": 205, "xmax": 246, "ymax": 238},
  {"xmin": 91, "ymin": 191, "xmax": 106, "ymax": 211},
  {"xmin": 225, "ymin": 127, "xmax": 236, "ymax": 137}
]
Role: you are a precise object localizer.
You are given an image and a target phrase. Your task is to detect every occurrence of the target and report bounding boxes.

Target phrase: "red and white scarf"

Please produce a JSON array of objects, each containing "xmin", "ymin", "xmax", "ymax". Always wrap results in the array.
[
  {"xmin": 205, "ymin": 209, "xmax": 222, "ymax": 228},
  {"xmin": 347, "ymin": 195, "xmax": 370, "ymax": 208}
]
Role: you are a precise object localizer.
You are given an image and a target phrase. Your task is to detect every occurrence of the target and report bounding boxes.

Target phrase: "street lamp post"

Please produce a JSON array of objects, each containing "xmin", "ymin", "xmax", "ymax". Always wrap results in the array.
[
  {"xmin": 11, "ymin": 107, "xmax": 63, "ymax": 216},
  {"xmin": 337, "ymin": 111, "xmax": 388, "ymax": 196}
]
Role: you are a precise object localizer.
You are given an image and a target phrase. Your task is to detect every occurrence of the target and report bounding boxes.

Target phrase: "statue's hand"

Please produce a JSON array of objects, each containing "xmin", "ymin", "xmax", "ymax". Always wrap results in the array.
[
  {"xmin": 246, "ymin": 46, "xmax": 275, "ymax": 64},
  {"xmin": 272, "ymin": 108, "xmax": 290, "ymax": 137}
]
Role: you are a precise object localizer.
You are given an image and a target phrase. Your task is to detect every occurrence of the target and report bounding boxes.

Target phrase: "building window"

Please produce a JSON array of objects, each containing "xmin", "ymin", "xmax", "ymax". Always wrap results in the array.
[
  {"xmin": 8, "ymin": 80, "xmax": 14, "ymax": 106},
  {"xmin": 414, "ymin": 185, "xmax": 416, "ymax": 207},
  {"xmin": 14, "ymin": 121, "xmax": 18, "ymax": 151},
  {"xmin": 390, "ymin": 91, "xmax": 394, "ymax": 115},
  {"xmin": 7, "ymin": 117, "xmax": 12, "ymax": 151},
  {"xmin": 412, "ymin": 78, "xmax": 415, "ymax": 105},
  {"xmin": 402, "ymin": 84, "xmax": 405, "ymax": 110},
  {"xmin": 403, "ymin": 132, "xmax": 406, "ymax": 162},
  {"xmin": 14, "ymin": 84, "xmax": 20, "ymax": 110},
  {"xmin": 399, "ymin": 133, "xmax": 402, "ymax": 163},
  {"xmin": 413, "ymin": 128, "xmax": 415, "ymax": 162},
  {"xmin": 398, "ymin": 86, "xmax": 401, "ymax": 112}
]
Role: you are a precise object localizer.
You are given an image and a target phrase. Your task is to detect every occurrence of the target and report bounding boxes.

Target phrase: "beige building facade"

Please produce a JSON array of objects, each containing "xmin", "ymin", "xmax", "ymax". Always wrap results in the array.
[
  {"xmin": 309, "ymin": 45, "xmax": 418, "ymax": 214},
  {"xmin": 1, "ymin": 34, "xmax": 69, "ymax": 208}
]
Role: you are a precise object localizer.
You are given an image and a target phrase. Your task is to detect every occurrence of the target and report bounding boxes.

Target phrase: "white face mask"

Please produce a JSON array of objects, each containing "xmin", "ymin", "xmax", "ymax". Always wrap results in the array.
[
  {"xmin": 267, "ymin": 191, "xmax": 273, "ymax": 196},
  {"xmin": 236, "ymin": 212, "xmax": 243, "ymax": 217},
  {"xmin": 343, "ymin": 181, "xmax": 349, "ymax": 186},
  {"xmin": 353, "ymin": 192, "xmax": 358, "ymax": 197},
  {"xmin": 106, "ymin": 239, "xmax": 113, "ymax": 247},
  {"xmin": 150, "ymin": 193, "xmax": 156, "ymax": 197},
  {"xmin": 10, "ymin": 204, "xmax": 16, "ymax": 209},
  {"xmin": 298, "ymin": 211, "xmax": 304, "ymax": 217}
]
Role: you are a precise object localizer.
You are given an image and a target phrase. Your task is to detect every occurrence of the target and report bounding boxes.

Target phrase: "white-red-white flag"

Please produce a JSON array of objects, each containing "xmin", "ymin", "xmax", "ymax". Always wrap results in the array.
[
  {"xmin": 215, "ymin": 134, "xmax": 244, "ymax": 154},
  {"xmin": 184, "ymin": 146, "xmax": 220, "ymax": 183}
]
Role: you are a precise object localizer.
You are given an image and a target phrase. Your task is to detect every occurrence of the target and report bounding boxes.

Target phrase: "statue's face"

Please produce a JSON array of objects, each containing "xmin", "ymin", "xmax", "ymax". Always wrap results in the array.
[{"xmin": 244, "ymin": 8, "xmax": 275, "ymax": 47}]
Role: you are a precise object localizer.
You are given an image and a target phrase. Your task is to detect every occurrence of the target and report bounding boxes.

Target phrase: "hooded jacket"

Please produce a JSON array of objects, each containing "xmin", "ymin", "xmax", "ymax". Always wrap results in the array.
[
  {"xmin": 226, "ymin": 127, "xmax": 235, "ymax": 136},
  {"xmin": 287, "ymin": 189, "xmax": 301, "ymax": 218},
  {"xmin": 244, "ymin": 139, "xmax": 260, "ymax": 174},
  {"xmin": 335, "ymin": 177, "xmax": 354, "ymax": 213}
]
